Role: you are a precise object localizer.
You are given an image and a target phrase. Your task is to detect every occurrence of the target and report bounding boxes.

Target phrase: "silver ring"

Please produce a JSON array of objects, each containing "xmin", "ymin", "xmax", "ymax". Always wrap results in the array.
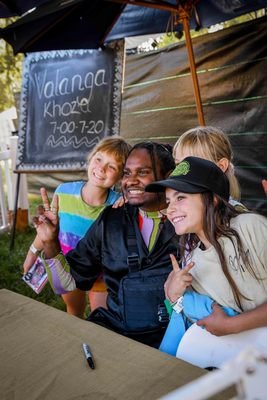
[{"xmin": 44, "ymin": 207, "xmax": 50, "ymax": 212}]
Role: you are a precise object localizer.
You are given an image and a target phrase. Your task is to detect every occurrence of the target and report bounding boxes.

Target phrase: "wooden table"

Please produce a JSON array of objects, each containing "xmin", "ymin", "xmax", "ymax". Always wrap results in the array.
[{"xmin": 0, "ymin": 289, "xmax": 234, "ymax": 400}]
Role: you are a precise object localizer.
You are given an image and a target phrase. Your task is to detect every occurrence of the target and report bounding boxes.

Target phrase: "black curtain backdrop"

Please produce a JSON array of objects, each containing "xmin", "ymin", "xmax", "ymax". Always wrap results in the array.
[{"xmin": 121, "ymin": 16, "xmax": 267, "ymax": 215}]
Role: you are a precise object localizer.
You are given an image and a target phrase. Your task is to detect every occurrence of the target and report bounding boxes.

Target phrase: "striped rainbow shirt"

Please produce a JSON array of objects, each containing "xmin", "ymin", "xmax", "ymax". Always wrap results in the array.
[{"xmin": 55, "ymin": 181, "xmax": 120, "ymax": 254}]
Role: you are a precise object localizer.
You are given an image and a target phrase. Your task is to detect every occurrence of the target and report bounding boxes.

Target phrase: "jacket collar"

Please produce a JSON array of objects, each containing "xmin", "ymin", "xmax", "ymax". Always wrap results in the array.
[{"xmin": 127, "ymin": 205, "xmax": 177, "ymax": 254}]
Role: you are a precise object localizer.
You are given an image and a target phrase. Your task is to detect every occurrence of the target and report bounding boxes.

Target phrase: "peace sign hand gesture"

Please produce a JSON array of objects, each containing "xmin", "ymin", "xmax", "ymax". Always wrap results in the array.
[
  {"xmin": 164, "ymin": 254, "xmax": 194, "ymax": 303},
  {"xmin": 32, "ymin": 187, "xmax": 61, "ymax": 257}
]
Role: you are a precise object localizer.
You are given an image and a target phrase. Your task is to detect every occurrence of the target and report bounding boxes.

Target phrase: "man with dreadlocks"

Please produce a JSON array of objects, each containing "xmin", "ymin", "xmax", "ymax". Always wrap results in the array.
[{"xmin": 34, "ymin": 142, "xmax": 177, "ymax": 347}]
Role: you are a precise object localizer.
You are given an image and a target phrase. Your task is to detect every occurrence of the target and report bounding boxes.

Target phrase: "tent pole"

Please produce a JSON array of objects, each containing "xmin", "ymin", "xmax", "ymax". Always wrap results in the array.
[
  {"xmin": 112, "ymin": 0, "xmax": 205, "ymax": 125},
  {"xmin": 179, "ymin": 10, "xmax": 205, "ymax": 126}
]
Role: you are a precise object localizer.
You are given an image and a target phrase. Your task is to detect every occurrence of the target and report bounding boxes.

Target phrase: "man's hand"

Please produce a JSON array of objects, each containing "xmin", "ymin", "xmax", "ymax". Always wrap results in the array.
[
  {"xmin": 197, "ymin": 304, "xmax": 232, "ymax": 336},
  {"xmin": 32, "ymin": 188, "xmax": 61, "ymax": 258},
  {"xmin": 164, "ymin": 254, "xmax": 194, "ymax": 303},
  {"xmin": 112, "ymin": 195, "xmax": 126, "ymax": 208},
  {"xmin": 198, "ymin": 301, "xmax": 267, "ymax": 336}
]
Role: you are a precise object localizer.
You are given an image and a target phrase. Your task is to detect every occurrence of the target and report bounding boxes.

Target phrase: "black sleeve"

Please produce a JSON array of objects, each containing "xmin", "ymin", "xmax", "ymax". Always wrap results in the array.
[{"xmin": 65, "ymin": 210, "xmax": 105, "ymax": 291}]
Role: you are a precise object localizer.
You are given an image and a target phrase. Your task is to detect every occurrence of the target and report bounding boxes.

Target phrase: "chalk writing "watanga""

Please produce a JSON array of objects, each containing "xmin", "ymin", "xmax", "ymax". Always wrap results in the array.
[{"xmin": 33, "ymin": 68, "xmax": 108, "ymax": 99}]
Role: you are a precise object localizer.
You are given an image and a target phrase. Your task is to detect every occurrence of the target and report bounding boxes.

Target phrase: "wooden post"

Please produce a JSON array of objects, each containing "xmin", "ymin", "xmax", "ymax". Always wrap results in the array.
[
  {"xmin": 110, "ymin": 0, "xmax": 205, "ymax": 125},
  {"xmin": 178, "ymin": 5, "xmax": 205, "ymax": 126},
  {"xmin": 9, "ymin": 172, "xmax": 21, "ymax": 250},
  {"xmin": 9, "ymin": 136, "xmax": 29, "ymax": 231}
]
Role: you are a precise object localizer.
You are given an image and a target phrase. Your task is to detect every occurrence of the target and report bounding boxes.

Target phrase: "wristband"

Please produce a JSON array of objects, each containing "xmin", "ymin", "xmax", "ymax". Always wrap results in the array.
[
  {"xmin": 30, "ymin": 244, "xmax": 41, "ymax": 255},
  {"xmin": 171, "ymin": 296, "xmax": 184, "ymax": 314}
]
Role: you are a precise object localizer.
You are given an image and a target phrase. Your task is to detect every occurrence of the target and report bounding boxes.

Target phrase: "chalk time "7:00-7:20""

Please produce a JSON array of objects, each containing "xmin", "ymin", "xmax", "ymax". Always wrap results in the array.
[{"xmin": 50, "ymin": 120, "xmax": 104, "ymax": 135}]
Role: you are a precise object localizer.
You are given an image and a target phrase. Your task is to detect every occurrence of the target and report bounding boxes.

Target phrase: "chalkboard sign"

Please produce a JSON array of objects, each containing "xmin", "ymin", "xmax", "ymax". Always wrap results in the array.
[{"xmin": 17, "ymin": 43, "xmax": 124, "ymax": 171}]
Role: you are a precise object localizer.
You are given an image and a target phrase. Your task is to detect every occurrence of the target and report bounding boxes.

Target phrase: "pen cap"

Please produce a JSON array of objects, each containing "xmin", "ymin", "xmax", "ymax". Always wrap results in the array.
[{"xmin": 83, "ymin": 343, "xmax": 91, "ymax": 357}]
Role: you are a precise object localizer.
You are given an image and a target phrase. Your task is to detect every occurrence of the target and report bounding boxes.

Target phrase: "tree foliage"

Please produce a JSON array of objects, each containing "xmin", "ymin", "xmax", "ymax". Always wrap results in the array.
[{"xmin": 0, "ymin": 18, "xmax": 23, "ymax": 113}]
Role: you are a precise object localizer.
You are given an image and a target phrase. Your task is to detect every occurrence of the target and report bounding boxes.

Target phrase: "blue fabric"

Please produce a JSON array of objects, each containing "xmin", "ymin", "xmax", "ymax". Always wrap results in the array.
[
  {"xmin": 183, "ymin": 290, "xmax": 238, "ymax": 322},
  {"xmin": 58, "ymin": 213, "xmax": 94, "ymax": 238},
  {"xmin": 160, "ymin": 311, "xmax": 185, "ymax": 356},
  {"xmin": 159, "ymin": 291, "xmax": 239, "ymax": 356}
]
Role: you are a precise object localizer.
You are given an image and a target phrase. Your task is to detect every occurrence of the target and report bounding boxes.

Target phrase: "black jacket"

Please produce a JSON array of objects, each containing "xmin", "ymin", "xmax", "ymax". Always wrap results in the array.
[{"xmin": 66, "ymin": 204, "xmax": 179, "ymax": 346}]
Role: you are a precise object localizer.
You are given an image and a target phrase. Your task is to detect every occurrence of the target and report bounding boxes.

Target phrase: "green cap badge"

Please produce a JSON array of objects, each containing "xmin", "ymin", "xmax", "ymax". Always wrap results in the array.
[{"xmin": 171, "ymin": 161, "xmax": 190, "ymax": 177}]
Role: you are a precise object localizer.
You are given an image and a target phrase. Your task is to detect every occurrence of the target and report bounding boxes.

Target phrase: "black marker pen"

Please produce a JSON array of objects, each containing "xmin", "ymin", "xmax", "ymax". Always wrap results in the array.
[{"xmin": 82, "ymin": 343, "xmax": 95, "ymax": 369}]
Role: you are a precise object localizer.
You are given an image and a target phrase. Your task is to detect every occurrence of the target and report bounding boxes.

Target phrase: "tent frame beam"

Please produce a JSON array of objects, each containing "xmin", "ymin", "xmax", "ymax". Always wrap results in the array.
[{"xmin": 106, "ymin": 0, "xmax": 205, "ymax": 125}]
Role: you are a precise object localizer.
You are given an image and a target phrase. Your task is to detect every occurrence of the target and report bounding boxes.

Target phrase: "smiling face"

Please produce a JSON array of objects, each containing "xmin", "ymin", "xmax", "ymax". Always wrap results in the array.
[
  {"xmin": 166, "ymin": 188, "xmax": 205, "ymax": 239},
  {"xmin": 121, "ymin": 148, "xmax": 166, "ymax": 211},
  {"xmin": 88, "ymin": 151, "xmax": 122, "ymax": 189}
]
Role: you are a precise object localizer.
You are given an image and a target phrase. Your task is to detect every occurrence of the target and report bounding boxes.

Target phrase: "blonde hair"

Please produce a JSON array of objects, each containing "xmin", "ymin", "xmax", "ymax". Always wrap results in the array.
[
  {"xmin": 87, "ymin": 136, "xmax": 132, "ymax": 174},
  {"xmin": 173, "ymin": 126, "xmax": 241, "ymax": 200}
]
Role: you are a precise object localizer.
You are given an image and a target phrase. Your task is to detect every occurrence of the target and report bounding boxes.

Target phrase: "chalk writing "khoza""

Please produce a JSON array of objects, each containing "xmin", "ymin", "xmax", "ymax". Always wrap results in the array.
[{"xmin": 44, "ymin": 96, "xmax": 92, "ymax": 117}]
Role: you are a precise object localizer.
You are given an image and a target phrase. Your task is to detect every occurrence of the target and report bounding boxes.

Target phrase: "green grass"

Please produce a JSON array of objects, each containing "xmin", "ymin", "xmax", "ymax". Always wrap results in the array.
[
  {"xmin": 0, "ymin": 193, "xmax": 66, "ymax": 312},
  {"xmin": 0, "ymin": 194, "xmax": 92, "ymax": 316},
  {"xmin": 28, "ymin": 192, "xmax": 45, "ymax": 215}
]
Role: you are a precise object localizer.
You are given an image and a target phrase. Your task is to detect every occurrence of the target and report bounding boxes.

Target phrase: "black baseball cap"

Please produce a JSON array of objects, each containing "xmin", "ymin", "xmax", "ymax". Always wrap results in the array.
[{"xmin": 146, "ymin": 156, "xmax": 230, "ymax": 201}]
